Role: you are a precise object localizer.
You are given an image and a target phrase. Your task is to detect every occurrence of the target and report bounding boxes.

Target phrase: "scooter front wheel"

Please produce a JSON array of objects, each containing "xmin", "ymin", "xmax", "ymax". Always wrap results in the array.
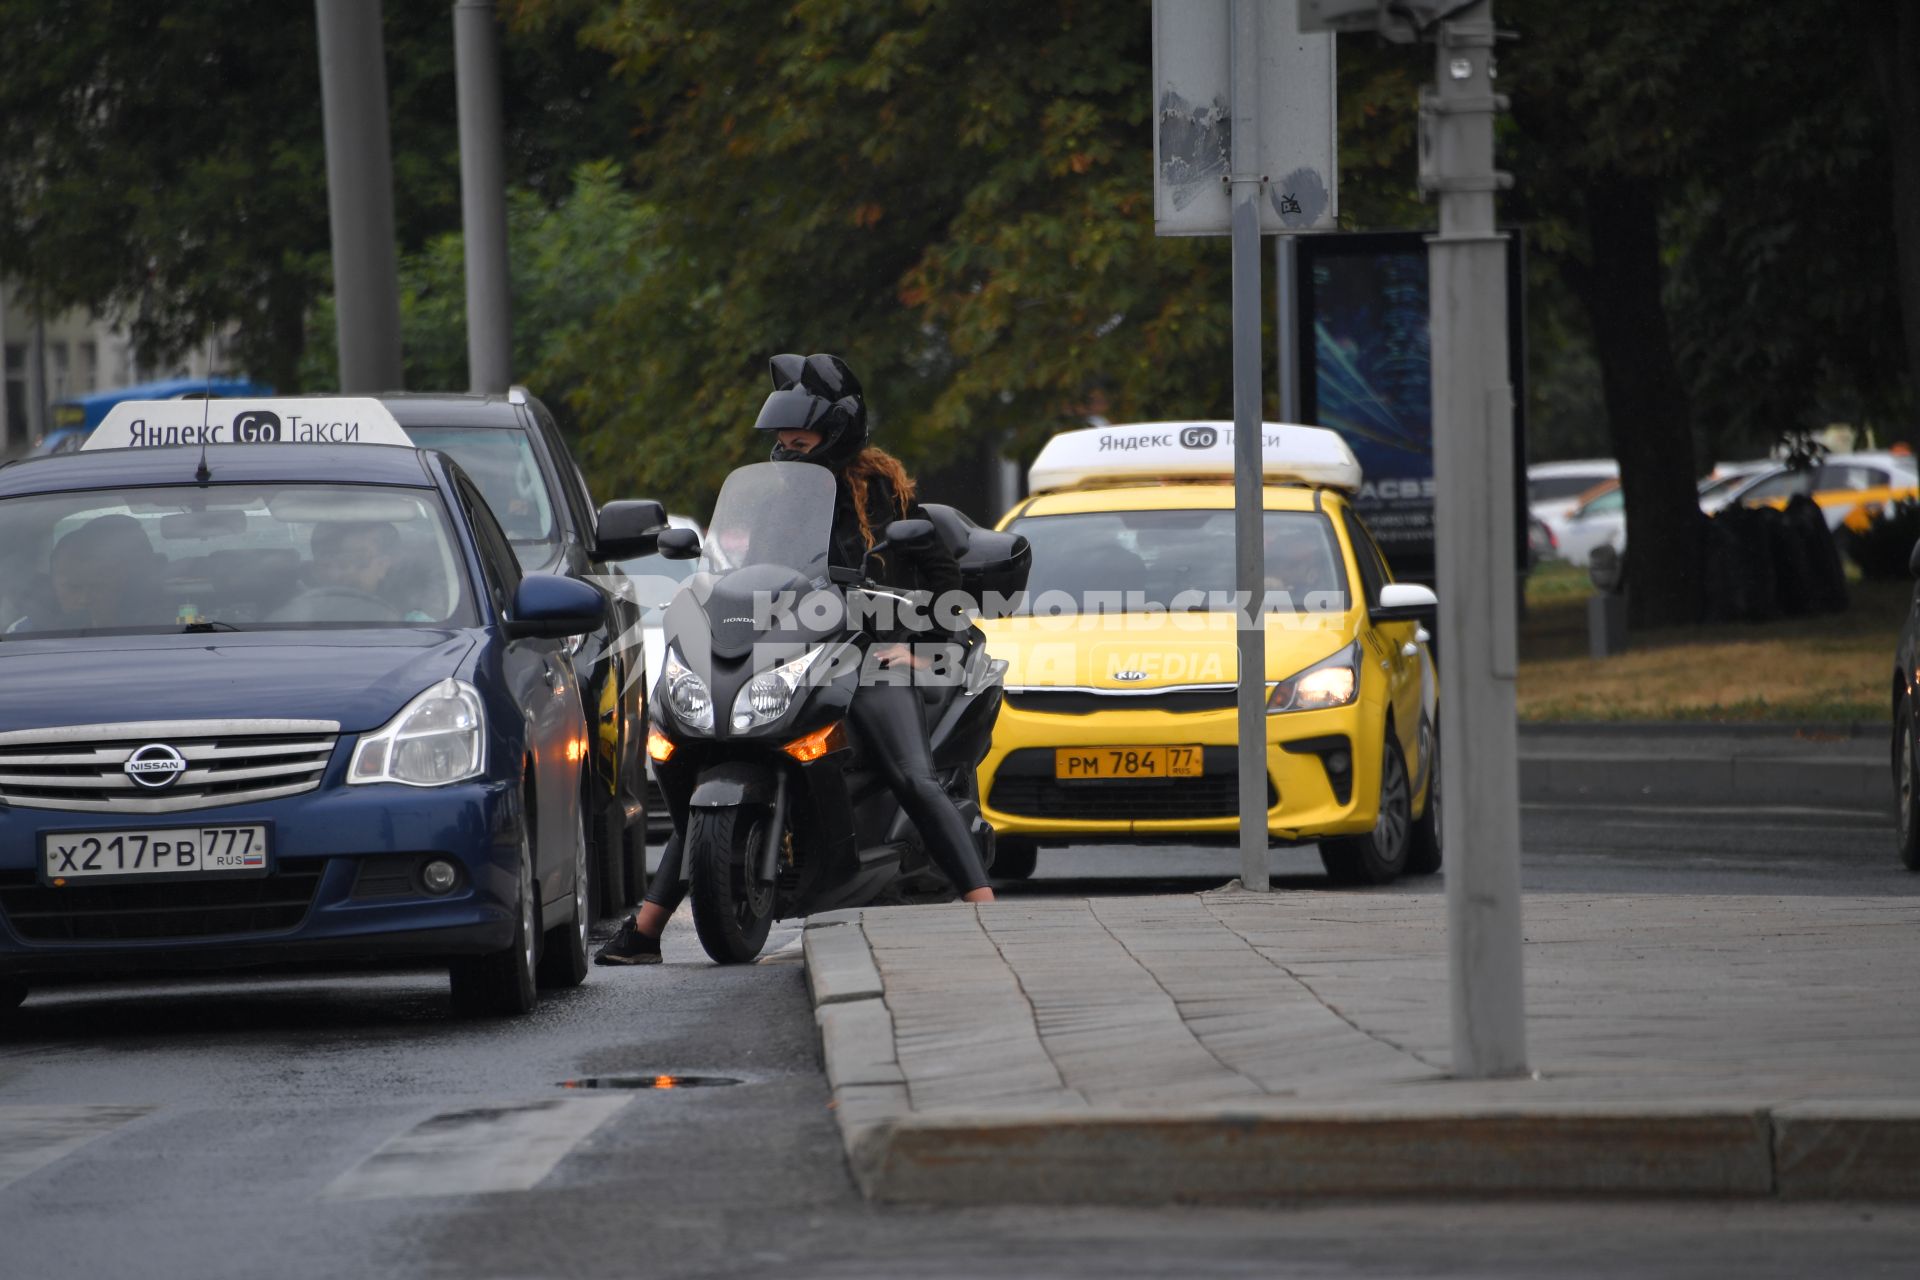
[{"xmin": 687, "ymin": 805, "xmax": 777, "ymax": 963}]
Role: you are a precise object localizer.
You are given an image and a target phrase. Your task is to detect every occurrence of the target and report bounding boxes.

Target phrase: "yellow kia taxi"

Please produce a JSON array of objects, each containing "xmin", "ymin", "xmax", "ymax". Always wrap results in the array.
[{"xmin": 977, "ymin": 422, "xmax": 1439, "ymax": 885}]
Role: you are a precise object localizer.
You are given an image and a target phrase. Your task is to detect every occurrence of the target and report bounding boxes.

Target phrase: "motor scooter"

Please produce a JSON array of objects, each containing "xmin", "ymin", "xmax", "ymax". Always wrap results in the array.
[{"xmin": 645, "ymin": 462, "xmax": 1031, "ymax": 962}]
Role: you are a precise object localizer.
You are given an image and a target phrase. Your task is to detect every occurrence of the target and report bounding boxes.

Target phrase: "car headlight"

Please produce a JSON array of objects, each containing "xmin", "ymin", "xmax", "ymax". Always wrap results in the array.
[
  {"xmin": 349, "ymin": 678, "xmax": 487, "ymax": 787},
  {"xmin": 664, "ymin": 645, "xmax": 714, "ymax": 733},
  {"xmin": 730, "ymin": 647, "xmax": 828, "ymax": 732},
  {"xmin": 1267, "ymin": 642, "xmax": 1360, "ymax": 715}
]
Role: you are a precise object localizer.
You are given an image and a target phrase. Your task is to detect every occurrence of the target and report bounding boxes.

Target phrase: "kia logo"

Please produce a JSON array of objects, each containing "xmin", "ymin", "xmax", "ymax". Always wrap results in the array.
[
  {"xmin": 1113, "ymin": 670, "xmax": 1150, "ymax": 682},
  {"xmin": 232, "ymin": 409, "xmax": 282, "ymax": 443},
  {"xmin": 1179, "ymin": 426, "xmax": 1218, "ymax": 450},
  {"xmin": 124, "ymin": 743, "xmax": 189, "ymax": 790}
]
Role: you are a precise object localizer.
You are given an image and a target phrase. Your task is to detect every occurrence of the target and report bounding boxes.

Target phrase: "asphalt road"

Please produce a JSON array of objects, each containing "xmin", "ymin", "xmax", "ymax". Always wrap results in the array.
[{"xmin": 2, "ymin": 796, "xmax": 1917, "ymax": 1280}]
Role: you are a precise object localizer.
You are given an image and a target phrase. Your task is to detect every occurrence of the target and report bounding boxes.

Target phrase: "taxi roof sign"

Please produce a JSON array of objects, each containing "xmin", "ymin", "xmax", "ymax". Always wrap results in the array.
[
  {"xmin": 83, "ymin": 397, "xmax": 414, "ymax": 452},
  {"xmin": 1027, "ymin": 422, "xmax": 1363, "ymax": 495}
]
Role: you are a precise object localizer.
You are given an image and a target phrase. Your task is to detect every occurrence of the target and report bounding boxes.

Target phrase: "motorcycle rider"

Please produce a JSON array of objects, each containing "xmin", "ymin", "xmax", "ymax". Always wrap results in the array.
[{"xmin": 596, "ymin": 353, "xmax": 995, "ymax": 965}]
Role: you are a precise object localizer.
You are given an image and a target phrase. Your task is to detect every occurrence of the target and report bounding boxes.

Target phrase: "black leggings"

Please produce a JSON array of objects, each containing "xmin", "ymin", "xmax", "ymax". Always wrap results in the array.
[{"xmin": 643, "ymin": 682, "xmax": 991, "ymax": 909}]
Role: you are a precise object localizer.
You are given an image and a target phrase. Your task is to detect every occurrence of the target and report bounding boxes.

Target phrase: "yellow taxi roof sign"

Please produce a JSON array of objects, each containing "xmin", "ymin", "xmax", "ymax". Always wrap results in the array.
[
  {"xmin": 1027, "ymin": 422, "xmax": 1362, "ymax": 495},
  {"xmin": 83, "ymin": 397, "xmax": 414, "ymax": 451}
]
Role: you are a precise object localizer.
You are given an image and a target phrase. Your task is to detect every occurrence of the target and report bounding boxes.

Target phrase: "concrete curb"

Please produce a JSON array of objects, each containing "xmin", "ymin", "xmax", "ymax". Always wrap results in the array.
[
  {"xmin": 1518, "ymin": 752, "xmax": 1889, "ymax": 810},
  {"xmin": 1519, "ymin": 721, "xmax": 1886, "ymax": 741},
  {"xmin": 804, "ymin": 910, "xmax": 1920, "ymax": 1204}
]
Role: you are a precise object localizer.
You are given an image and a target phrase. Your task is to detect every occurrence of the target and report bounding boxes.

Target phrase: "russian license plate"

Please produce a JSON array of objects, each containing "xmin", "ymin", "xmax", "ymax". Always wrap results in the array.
[
  {"xmin": 40, "ymin": 825, "xmax": 271, "ymax": 886},
  {"xmin": 1054, "ymin": 746, "xmax": 1205, "ymax": 781}
]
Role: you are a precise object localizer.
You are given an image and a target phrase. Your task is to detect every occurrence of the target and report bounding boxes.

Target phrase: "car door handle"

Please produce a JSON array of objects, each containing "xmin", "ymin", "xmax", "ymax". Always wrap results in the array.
[
  {"xmin": 1401, "ymin": 641, "xmax": 1419, "ymax": 657},
  {"xmin": 1415, "ymin": 626, "xmax": 1431, "ymax": 644}
]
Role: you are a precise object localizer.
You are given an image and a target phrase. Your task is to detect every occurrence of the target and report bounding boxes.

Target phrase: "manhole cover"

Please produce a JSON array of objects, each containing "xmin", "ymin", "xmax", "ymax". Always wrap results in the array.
[{"xmin": 559, "ymin": 1074, "xmax": 742, "ymax": 1090}]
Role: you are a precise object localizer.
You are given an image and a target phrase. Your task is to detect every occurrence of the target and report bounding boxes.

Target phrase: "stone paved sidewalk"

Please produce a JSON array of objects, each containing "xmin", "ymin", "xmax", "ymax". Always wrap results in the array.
[{"xmin": 805, "ymin": 888, "xmax": 1920, "ymax": 1203}]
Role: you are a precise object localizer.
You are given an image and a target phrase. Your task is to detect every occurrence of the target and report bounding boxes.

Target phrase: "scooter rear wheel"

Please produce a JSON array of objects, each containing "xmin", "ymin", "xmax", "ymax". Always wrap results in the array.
[{"xmin": 688, "ymin": 805, "xmax": 777, "ymax": 963}]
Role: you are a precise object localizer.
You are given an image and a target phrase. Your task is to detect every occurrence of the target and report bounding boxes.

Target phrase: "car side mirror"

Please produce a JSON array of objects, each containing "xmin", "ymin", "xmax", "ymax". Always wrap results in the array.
[
  {"xmin": 1371, "ymin": 582, "xmax": 1438, "ymax": 623},
  {"xmin": 594, "ymin": 500, "xmax": 668, "ymax": 561},
  {"xmin": 505, "ymin": 573, "xmax": 607, "ymax": 640},
  {"xmin": 656, "ymin": 527, "xmax": 702, "ymax": 561}
]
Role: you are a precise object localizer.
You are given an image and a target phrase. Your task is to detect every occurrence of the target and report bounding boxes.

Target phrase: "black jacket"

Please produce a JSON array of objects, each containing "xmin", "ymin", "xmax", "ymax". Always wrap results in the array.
[{"xmin": 829, "ymin": 471, "xmax": 961, "ymax": 641}]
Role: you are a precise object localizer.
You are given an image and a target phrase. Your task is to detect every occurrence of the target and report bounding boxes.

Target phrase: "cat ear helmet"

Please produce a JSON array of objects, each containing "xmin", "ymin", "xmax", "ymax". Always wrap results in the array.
[{"xmin": 754, "ymin": 353, "xmax": 868, "ymax": 469}]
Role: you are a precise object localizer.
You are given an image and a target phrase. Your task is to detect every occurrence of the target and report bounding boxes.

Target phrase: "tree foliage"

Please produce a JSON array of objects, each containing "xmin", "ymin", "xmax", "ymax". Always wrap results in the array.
[
  {"xmin": 299, "ymin": 161, "xmax": 661, "ymax": 421},
  {"xmin": 504, "ymin": 0, "xmax": 1240, "ymax": 510},
  {"xmin": 0, "ymin": 0, "xmax": 631, "ymax": 390}
]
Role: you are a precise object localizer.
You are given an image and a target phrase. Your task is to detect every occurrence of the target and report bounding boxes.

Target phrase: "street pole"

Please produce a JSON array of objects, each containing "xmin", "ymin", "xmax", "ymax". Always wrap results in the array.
[
  {"xmin": 1230, "ymin": 0, "xmax": 1269, "ymax": 893},
  {"xmin": 315, "ymin": 0, "xmax": 405, "ymax": 393},
  {"xmin": 1423, "ymin": 0, "xmax": 1528, "ymax": 1077},
  {"xmin": 454, "ymin": 0, "xmax": 513, "ymax": 394},
  {"xmin": 1275, "ymin": 235, "xmax": 1301, "ymax": 421}
]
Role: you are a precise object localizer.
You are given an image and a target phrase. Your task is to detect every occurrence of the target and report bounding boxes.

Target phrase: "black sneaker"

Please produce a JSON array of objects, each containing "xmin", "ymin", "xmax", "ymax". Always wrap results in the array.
[{"xmin": 593, "ymin": 918, "xmax": 663, "ymax": 966}]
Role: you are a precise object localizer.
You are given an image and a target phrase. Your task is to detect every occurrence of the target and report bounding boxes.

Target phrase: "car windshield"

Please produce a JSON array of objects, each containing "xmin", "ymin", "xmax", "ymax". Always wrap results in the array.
[
  {"xmin": 1003, "ymin": 509, "xmax": 1351, "ymax": 613},
  {"xmin": 618, "ymin": 549, "xmax": 699, "ymax": 618},
  {"xmin": 698, "ymin": 463, "xmax": 835, "ymax": 580},
  {"xmin": 0, "ymin": 484, "xmax": 477, "ymax": 637},
  {"xmin": 1575, "ymin": 487, "xmax": 1623, "ymax": 517},
  {"xmin": 407, "ymin": 425, "xmax": 560, "ymax": 566}
]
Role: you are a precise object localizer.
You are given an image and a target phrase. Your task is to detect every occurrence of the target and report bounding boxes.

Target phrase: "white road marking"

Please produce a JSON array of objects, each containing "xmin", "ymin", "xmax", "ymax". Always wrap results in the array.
[
  {"xmin": 0, "ymin": 1104, "xmax": 154, "ymax": 1191},
  {"xmin": 323, "ymin": 1096, "xmax": 631, "ymax": 1201}
]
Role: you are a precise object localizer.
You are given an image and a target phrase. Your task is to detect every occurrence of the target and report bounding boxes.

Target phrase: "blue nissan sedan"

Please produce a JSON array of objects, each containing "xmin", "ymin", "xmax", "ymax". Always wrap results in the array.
[{"xmin": 0, "ymin": 400, "xmax": 662, "ymax": 1016}]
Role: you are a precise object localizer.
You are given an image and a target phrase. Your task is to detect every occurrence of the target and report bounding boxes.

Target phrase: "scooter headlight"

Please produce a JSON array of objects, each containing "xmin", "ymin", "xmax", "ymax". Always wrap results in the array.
[
  {"xmin": 664, "ymin": 645, "xmax": 714, "ymax": 733},
  {"xmin": 730, "ymin": 647, "xmax": 828, "ymax": 732}
]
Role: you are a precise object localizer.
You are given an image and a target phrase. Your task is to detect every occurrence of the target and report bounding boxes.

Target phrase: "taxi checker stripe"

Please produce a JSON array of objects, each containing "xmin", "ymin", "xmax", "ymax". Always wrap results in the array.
[{"xmin": 323, "ymin": 1097, "xmax": 633, "ymax": 1201}]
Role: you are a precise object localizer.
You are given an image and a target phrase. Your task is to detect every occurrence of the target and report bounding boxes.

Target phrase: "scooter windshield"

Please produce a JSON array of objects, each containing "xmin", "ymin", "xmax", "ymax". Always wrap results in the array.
[{"xmin": 699, "ymin": 462, "xmax": 837, "ymax": 581}]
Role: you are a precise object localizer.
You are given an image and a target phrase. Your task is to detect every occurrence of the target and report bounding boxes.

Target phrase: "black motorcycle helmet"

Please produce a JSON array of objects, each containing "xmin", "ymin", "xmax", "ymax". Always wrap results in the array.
[{"xmin": 753, "ymin": 352, "xmax": 868, "ymax": 470}]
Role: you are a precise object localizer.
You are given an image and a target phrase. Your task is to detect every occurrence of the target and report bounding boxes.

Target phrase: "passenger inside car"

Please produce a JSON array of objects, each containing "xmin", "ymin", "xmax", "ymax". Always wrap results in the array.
[{"xmin": 5, "ymin": 513, "xmax": 162, "ymax": 633}]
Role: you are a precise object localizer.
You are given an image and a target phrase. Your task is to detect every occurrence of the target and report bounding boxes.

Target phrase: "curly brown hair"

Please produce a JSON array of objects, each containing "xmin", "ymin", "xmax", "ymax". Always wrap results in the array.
[{"xmin": 843, "ymin": 446, "xmax": 917, "ymax": 549}]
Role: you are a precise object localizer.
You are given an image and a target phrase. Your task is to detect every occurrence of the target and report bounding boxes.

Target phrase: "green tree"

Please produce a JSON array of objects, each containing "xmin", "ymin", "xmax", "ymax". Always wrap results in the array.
[
  {"xmin": 0, "ymin": 0, "xmax": 632, "ymax": 391},
  {"xmin": 300, "ymin": 161, "xmax": 661, "ymax": 421}
]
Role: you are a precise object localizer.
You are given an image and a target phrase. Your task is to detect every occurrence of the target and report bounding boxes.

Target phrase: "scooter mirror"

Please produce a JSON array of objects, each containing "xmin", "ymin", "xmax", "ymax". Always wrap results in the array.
[
  {"xmin": 657, "ymin": 527, "xmax": 702, "ymax": 560},
  {"xmin": 882, "ymin": 518, "xmax": 937, "ymax": 551}
]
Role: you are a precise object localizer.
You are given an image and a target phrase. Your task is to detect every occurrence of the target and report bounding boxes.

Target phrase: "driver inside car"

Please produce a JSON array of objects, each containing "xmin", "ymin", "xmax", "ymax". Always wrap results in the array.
[
  {"xmin": 297, "ymin": 521, "xmax": 433, "ymax": 623},
  {"xmin": 308, "ymin": 520, "xmax": 397, "ymax": 598}
]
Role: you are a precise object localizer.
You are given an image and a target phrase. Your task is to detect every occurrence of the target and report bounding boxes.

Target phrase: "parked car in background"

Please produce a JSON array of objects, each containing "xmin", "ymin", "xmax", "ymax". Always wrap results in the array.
[
  {"xmin": 1526, "ymin": 513, "xmax": 1559, "ymax": 566},
  {"xmin": 1724, "ymin": 452, "xmax": 1920, "ymax": 534},
  {"xmin": 1529, "ymin": 459, "xmax": 1618, "ymax": 553},
  {"xmin": 1552, "ymin": 480, "xmax": 1624, "ymax": 569},
  {"xmin": 1697, "ymin": 460, "xmax": 1777, "ymax": 515}
]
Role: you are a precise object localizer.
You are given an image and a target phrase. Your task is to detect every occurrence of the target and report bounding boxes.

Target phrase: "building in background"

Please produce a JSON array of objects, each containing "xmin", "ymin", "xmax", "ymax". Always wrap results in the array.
[{"xmin": 0, "ymin": 281, "xmax": 239, "ymax": 457}]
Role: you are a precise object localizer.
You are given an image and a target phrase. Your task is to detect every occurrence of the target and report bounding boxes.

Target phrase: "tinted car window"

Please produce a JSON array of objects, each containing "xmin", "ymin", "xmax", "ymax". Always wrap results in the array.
[
  {"xmin": 1341, "ymin": 509, "xmax": 1389, "ymax": 609},
  {"xmin": 0, "ymin": 484, "xmax": 477, "ymax": 636},
  {"xmin": 408, "ymin": 425, "xmax": 561, "ymax": 567},
  {"xmin": 455, "ymin": 477, "xmax": 522, "ymax": 617},
  {"xmin": 1740, "ymin": 469, "xmax": 1815, "ymax": 502}
]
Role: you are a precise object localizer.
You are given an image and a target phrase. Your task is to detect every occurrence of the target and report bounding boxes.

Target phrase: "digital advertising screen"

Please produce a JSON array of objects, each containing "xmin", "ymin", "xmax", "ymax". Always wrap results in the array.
[{"xmin": 1297, "ymin": 230, "xmax": 1526, "ymax": 577}]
